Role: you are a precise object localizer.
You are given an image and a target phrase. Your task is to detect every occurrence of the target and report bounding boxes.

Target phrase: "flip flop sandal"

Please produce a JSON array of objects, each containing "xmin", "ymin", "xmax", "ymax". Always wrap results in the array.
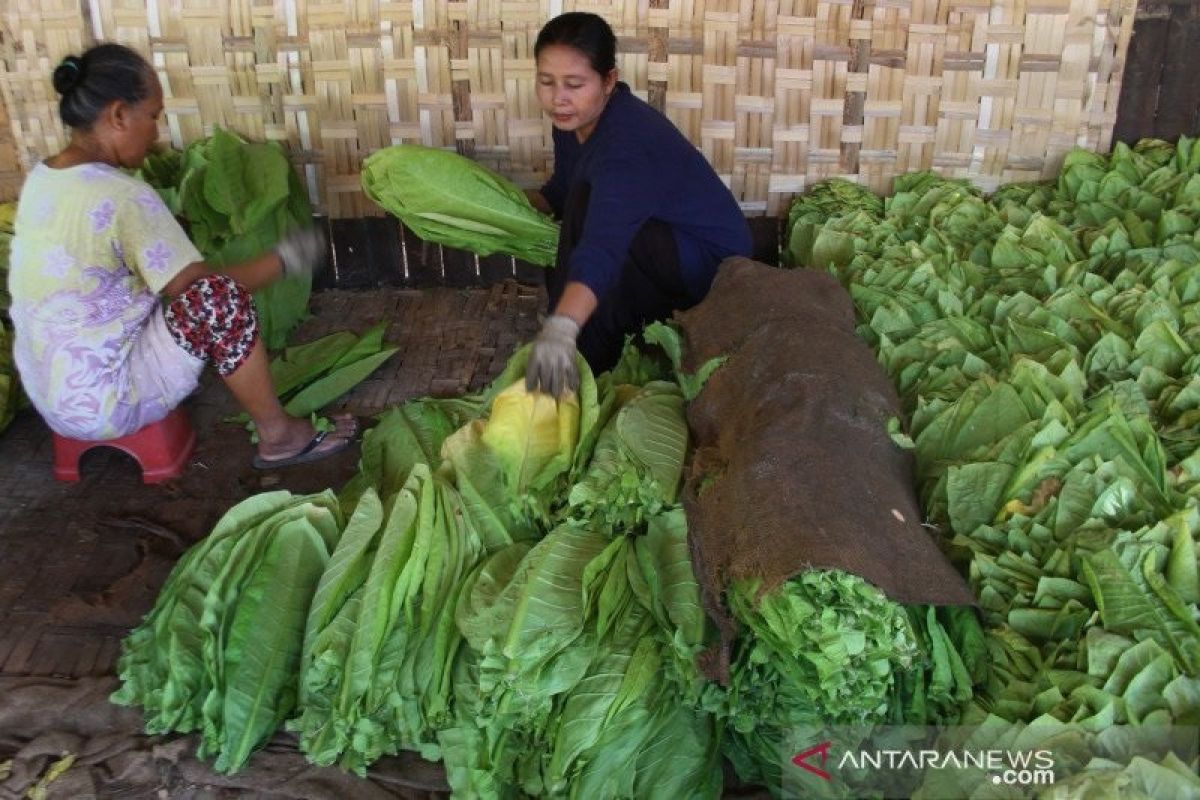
[{"xmin": 252, "ymin": 429, "xmax": 354, "ymax": 470}]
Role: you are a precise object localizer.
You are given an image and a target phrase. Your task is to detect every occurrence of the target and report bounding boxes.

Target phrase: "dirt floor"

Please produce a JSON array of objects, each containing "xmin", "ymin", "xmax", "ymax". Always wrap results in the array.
[{"xmin": 0, "ymin": 283, "xmax": 544, "ymax": 798}]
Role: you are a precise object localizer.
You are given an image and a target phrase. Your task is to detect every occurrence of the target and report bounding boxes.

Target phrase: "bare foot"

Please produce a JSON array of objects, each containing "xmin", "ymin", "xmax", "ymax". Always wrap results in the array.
[{"xmin": 254, "ymin": 413, "xmax": 358, "ymax": 467}]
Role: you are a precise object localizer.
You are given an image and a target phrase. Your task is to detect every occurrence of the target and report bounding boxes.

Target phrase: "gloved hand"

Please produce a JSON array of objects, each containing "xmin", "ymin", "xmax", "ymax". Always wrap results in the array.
[
  {"xmin": 525, "ymin": 314, "xmax": 581, "ymax": 398},
  {"xmin": 275, "ymin": 226, "xmax": 328, "ymax": 280}
]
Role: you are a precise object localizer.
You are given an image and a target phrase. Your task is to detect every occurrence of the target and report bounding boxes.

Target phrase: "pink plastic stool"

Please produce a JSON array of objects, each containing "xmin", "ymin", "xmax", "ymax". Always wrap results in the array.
[{"xmin": 53, "ymin": 407, "xmax": 197, "ymax": 484}]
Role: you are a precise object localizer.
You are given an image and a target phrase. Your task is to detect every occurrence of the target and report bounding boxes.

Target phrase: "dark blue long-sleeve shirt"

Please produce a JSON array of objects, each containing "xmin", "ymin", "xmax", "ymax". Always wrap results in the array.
[{"xmin": 540, "ymin": 82, "xmax": 751, "ymax": 301}]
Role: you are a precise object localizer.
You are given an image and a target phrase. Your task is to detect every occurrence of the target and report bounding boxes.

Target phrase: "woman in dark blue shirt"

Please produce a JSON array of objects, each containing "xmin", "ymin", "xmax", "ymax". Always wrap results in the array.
[{"xmin": 524, "ymin": 12, "xmax": 751, "ymax": 397}]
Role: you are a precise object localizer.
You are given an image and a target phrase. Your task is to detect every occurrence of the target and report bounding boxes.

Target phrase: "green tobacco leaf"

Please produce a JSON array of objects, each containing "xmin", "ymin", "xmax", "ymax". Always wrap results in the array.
[
  {"xmin": 329, "ymin": 322, "xmax": 388, "ymax": 371},
  {"xmin": 240, "ymin": 142, "xmax": 291, "ymax": 231},
  {"xmin": 284, "ymin": 348, "xmax": 398, "ymax": 416},
  {"xmin": 361, "ymin": 144, "xmax": 559, "ymax": 266},
  {"xmin": 1166, "ymin": 512, "xmax": 1200, "ymax": 604},
  {"xmin": 203, "ymin": 128, "xmax": 248, "ymax": 223},
  {"xmin": 303, "ymin": 488, "xmax": 385, "ymax": 664},
  {"xmin": 500, "ymin": 524, "xmax": 611, "ymax": 669},
  {"xmin": 347, "ymin": 401, "xmax": 460, "ymax": 506},
  {"xmin": 216, "ymin": 518, "xmax": 329, "ymax": 772},
  {"xmin": 455, "ymin": 542, "xmax": 534, "ymax": 654},
  {"xmin": 1083, "ymin": 549, "xmax": 1200, "ymax": 674},
  {"xmin": 616, "ymin": 384, "xmax": 688, "ymax": 502},
  {"xmin": 638, "ymin": 510, "xmax": 705, "ymax": 648},
  {"xmin": 255, "ymin": 275, "xmax": 313, "ymax": 352},
  {"xmin": 270, "ymin": 332, "xmax": 359, "ymax": 398}
]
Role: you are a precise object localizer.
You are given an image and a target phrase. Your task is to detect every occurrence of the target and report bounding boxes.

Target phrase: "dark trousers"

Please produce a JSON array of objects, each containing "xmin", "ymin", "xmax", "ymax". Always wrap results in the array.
[{"xmin": 545, "ymin": 182, "xmax": 694, "ymax": 373}]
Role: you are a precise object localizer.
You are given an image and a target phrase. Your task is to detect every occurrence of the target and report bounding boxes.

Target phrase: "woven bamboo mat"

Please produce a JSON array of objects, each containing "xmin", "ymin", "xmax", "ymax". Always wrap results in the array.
[{"xmin": 0, "ymin": 0, "xmax": 1136, "ymax": 214}]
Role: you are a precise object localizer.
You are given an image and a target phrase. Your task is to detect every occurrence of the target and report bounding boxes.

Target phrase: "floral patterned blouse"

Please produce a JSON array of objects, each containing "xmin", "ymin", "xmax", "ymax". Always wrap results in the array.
[{"xmin": 8, "ymin": 162, "xmax": 205, "ymax": 439}]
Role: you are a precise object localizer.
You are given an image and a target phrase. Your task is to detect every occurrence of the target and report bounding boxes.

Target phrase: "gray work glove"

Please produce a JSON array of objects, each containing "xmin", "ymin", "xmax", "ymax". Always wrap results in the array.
[
  {"xmin": 275, "ymin": 226, "xmax": 328, "ymax": 280},
  {"xmin": 525, "ymin": 314, "xmax": 581, "ymax": 398}
]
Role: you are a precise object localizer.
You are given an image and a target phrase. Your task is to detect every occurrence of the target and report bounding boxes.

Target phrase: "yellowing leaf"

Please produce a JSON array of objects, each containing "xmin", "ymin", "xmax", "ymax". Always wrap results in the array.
[{"xmin": 481, "ymin": 381, "xmax": 579, "ymax": 493}]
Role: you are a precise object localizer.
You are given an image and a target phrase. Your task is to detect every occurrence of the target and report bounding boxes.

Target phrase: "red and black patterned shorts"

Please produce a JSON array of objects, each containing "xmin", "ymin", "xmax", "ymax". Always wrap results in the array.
[{"xmin": 164, "ymin": 274, "xmax": 258, "ymax": 377}]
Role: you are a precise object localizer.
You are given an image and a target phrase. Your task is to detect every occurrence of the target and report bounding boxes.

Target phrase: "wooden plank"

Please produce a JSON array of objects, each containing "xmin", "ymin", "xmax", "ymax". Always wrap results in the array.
[
  {"xmin": 1154, "ymin": 1, "xmax": 1200, "ymax": 140},
  {"xmin": 401, "ymin": 225, "xmax": 444, "ymax": 288},
  {"xmin": 441, "ymin": 246, "xmax": 478, "ymax": 289},
  {"xmin": 1113, "ymin": 4, "xmax": 1171, "ymax": 145},
  {"xmin": 514, "ymin": 259, "xmax": 545, "ymax": 287},
  {"xmin": 329, "ymin": 218, "xmax": 383, "ymax": 289},
  {"xmin": 478, "ymin": 254, "xmax": 517, "ymax": 287},
  {"xmin": 311, "ymin": 215, "xmax": 338, "ymax": 291},
  {"xmin": 839, "ymin": 1, "xmax": 870, "ymax": 176},
  {"xmin": 331, "ymin": 215, "xmax": 405, "ymax": 287}
]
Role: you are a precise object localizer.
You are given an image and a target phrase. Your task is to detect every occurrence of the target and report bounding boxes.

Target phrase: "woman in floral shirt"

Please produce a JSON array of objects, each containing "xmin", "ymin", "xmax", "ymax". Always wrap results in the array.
[{"xmin": 8, "ymin": 43, "xmax": 356, "ymax": 468}]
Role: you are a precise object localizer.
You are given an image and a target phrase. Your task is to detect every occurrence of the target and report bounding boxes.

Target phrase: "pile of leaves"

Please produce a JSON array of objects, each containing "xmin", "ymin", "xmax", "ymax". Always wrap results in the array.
[
  {"xmin": 225, "ymin": 322, "xmax": 399, "ymax": 441},
  {"xmin": 361, "ymin": 144, "xmax": 559, "ymax": 267},
  {"xmin": 786, "ymin": 138, "xmax": 1200, "ymax": 795},
  {"xmin": 138, "ymin": 128, "xmax": 316, "ymax": 349},
  {"xmin": 113, "ymin": 325, "xmax": 982, "ymax": 797},
  {"xmin": 110, "ymin": 491, "xmax": 342, "ymax": 772}
]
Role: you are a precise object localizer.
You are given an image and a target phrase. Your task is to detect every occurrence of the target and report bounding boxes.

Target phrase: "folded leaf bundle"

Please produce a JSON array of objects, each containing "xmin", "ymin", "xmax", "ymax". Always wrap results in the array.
[
  {"xmin": 361, "ymin": 144, "xmax": 559, "ymax": 267},
  {"xmin": 111, "ymin": 491, "xmax": 341, "ymax": 773}
]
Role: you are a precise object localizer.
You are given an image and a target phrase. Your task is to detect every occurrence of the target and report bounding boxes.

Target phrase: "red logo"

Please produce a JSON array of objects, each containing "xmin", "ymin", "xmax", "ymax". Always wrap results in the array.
[{"xmin": 792, "ymin": 741, "xmax": 833, "ymax": 781}]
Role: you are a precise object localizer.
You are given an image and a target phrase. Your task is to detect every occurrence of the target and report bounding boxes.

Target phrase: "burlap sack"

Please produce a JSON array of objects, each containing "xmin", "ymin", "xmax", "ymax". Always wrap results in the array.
[{"xmin": 677, "ymin": 257, "xmax": 975, "ymax": 683}]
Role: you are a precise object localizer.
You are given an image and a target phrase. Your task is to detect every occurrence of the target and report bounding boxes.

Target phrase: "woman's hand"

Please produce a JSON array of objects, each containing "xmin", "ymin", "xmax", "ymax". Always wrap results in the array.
[
  {"xmin": 525, "ymin": 189, "xmax": 553, "ymax": 216},
  {"xmin": 525, "ymin": 314, "xmax": 580, "ymax": 397},
  {"xmin": 162, "ymin": 225, "xmax": 328, "ymax": 300},
  {"xmin": 275, "ymin": 226, "xmax": 329, "ymax": 280},
  {"xmin": 525, "ymin": 282, "xmax": 596, "ymax": 397}
]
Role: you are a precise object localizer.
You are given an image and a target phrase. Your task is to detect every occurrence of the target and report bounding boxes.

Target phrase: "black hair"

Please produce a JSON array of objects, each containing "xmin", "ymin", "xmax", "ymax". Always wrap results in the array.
[
  {"xmin": 534, "ymin": 12, "xmax": 617, "ymax": 77},
  {"xmin": 52, "ymin": 43, "xmax": 155, "ymax": 129}
]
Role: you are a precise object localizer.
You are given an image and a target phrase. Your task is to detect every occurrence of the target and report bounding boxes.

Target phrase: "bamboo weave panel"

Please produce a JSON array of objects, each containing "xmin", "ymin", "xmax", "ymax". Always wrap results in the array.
[{"xmin": 0, "ymin": 0, "xmax": 1137, "ymax": 216}]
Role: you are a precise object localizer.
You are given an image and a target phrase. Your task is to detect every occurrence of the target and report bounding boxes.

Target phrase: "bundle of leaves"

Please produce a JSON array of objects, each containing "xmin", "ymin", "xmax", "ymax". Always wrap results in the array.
[
  {"xmin": 138, "ymin": 128, "xmax": 316, "ymax": 349},
  {"xmin": 110, "ymin": 491, "xmax": 343, "ymax": 773},
  {"xmin": 785, "ymin": 136, "xmax": 1200, "ymax": 794},
  {"xmin": 361, "ymin": 144, "xmax": 559, "ymax": 267},
  {"xmin": 226, "ymin": 322, "xmax": 399, "ymax": 442},
  {"xmin": 441, "ymin": 510, "xmax": 720, "ymax": 798},
  {"xmin": 701, "ymin": 573, "xmax": 986, "ymax": 791},
  {"xmin": 114, "ymin": 321, "xmax": 989, "ymax": 798},
  {"xmin": 288, "ymin": 470, "xmax": 489, "ymax": 772}
]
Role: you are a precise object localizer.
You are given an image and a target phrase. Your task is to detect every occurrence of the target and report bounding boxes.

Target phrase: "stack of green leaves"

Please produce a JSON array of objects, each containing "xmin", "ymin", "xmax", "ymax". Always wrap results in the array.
[
  {"xmin": 288, "ymin": 469, "xmax": 488, "ymax": 772},
  {"xmin": 427, "ymin": 337, "xmax": 724, "ymax": 798},
  {"xmin": 361, "ymin": 144, "xmax": 559, "ymax": 267},
  {"xmin": 441, "ymin": 510, "xmax": 721, "ymax": 799},
  {"xmin": 111, "ymin": 491, "xmax": 343, "ymax": 773},
  {"xmin": 227, "ymin": 322, "xmax": 399, "ymax": 440},
  {"xmin": 703, "ymin": 575, "xmax": 987, "ymax": 791},
  {"xmin": 783, "ymin": 178, "xmax": 883, "ymax": 270},
  {"xmin": 566, "ymin": 380, "xmax": 688, "ymax": 531},
  {"xmin": 268, "ymin": 322, "xmax": 399, "ymax": 418},
  {"xmin": 138, "ymin": 127, "xmax": 316, "ymax": 349},
  {"xmin": 113, "ymin": 319, "xmax": 994, "ymax": 797},
  {"xmin": 785, "ymin": 136, "xmax": 1200, "ymax": 795},
  {"xmin": 290, "ymin": 346, "xmax": 587, "ymax": 775}
]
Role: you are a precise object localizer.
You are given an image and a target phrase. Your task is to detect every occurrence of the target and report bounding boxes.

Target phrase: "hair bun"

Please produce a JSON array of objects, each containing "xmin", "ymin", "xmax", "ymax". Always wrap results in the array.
[{"xmin": 52, "ymin": 56, "xmax": 85, "ymax": 95}]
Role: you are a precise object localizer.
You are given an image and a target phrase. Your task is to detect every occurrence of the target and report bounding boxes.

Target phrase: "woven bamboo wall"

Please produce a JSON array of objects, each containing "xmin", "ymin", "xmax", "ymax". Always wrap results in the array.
[{"xmin": 0, "ymin": 0, "xmax": 1136, "ymax": 217}]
